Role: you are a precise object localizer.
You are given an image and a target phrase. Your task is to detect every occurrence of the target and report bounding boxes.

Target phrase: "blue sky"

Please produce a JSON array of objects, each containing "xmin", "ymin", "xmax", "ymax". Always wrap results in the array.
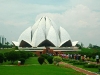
[{"xmin": 0, "ymin": 0, "xmax": 100, "ymax": 47}]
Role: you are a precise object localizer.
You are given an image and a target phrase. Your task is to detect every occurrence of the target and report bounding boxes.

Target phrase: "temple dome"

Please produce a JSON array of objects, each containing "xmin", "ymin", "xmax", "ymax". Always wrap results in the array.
[{"xmin": 12, "ymin": 16, "xmax": 78, "ymax": 47}]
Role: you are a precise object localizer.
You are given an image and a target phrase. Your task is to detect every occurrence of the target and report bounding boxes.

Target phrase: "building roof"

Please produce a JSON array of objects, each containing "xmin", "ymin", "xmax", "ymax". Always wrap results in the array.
[{"xmin": 12, "ymin": 16, "xmax": 78, "ymax": 47}]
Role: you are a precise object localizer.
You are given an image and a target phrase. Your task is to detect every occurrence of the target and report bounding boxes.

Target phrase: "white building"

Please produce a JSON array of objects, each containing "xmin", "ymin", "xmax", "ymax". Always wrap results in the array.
[
  {"xmin": 0, "ymin": 35, "xmax": 6, "ymax": 45},
  {"xmin": 12, "ymin": 16, "xmax": 78, "ymax": 50}
]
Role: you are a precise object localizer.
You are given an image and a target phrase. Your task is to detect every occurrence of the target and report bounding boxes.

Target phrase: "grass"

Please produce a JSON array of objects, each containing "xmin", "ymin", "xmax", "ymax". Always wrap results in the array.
[
  {"xmin": 64, "ymin": 60, "xmax": 98, "ymax": 73},
  {"xmin": 0, "ymin": 65, "xmax": 85, "ymax": 75},
  {"xmin": 0, "ymin": 49, "xmax": 85, "ymax": 75},
  {"xmin": 25, "ymin": 57, "xmax": 39, "ymax": 64},
  {"xmin": 0, "ymin": 48, "xmax": 15, "ymax": 53},
  {"xmin": 0, "ymin": 56, "xmax": 85, "ymax": 75},
  {"xmin": 74, "ymin": 64, "xmax": 98, "ymax": 73}
]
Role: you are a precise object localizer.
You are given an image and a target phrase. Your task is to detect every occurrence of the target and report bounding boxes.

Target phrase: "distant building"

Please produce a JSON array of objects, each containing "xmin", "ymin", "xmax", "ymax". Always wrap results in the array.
[{"xmin": 0, "ymin": 35, "xmax": 6, "ymax": 45}]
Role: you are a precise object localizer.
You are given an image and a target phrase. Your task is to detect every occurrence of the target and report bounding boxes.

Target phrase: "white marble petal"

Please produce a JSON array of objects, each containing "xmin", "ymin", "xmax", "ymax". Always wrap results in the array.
[
  {"xmin": 59, "ymin": 26, "xmax": 71, "ymax": 46},
  {"xmin": 35, "ymin": 26, "xmax": 45, "ymax": 47},
  {"xmin": 45, "ymin": 16, "xmax": 52, "ymax": 37},
  {"xmin": 32, "ymin": 17, "xmax": 42, "ymax": 34},
  {"xmin": 12, "ymin": 41, "xmax": 19, "ymax": 46},
  {"xmin": 18, "ymin": 26, "xmax": 32, "ymax": 46},
  {"xmin": 72, "ymin": 41, "xmax": 78, "ymax": 46},
  {"xmin": 47, "ymin": 26, "xmax": 58, "ymax": 46}
]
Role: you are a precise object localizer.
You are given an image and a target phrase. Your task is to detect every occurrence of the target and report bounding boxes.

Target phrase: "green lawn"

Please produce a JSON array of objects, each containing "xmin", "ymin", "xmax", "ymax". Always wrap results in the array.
[
  {"xmin": 25, "ymin": 57, "xmax": 39, "ymax": 65},
  {"xmin": 64, "ymin": 61, "xmax": 98, "ymax": 73},
  {"xmin": 0, "ymin": 49, "xmax": 85, "ymax": 75},
  {"xmin": 0, "ymin": 65, "xmax": 85, "ymax": 75},
  {"xmin": 0, "ymin": 48, "xmax": 14, "ymax": 53},
  {"xmin": 73, "ymin": 64, "xmax": 98, "ymax": 73},
  {"xmin": 0, "ymin": 57, "xmax": 85, "ymax": 75}
]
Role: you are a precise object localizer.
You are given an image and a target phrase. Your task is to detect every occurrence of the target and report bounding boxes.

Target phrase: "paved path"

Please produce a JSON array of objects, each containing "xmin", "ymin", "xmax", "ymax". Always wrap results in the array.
[{"xmin": 59, "ymin": 62, "xmax": 98, "ymax": 75}]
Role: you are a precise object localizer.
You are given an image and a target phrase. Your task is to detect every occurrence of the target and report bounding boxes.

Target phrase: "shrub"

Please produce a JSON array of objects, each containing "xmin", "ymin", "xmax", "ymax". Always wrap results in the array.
[
  {"xmin": 53, "ymin": 56, "xmax": 62, "ymax": 62},
  {"xmin": 53, "ymin": 56, "xmax": 62, "ymax": 66},
  {"xmin": 73, "ymin": 61, "xmax": 87, "ymax": 65},
  {"xmin": 15, "ymin": 46, "xmax": 18, "ymax": 49},
  {"xmin": 41, "ymin": 54, "xmax": 49, "ymax": 59},
  {"xmin": 84, "ymin": 64, "xmax": 98, "ymax": 68},
  {"xmin": 68, "ymin": 60, "xmax": 78, "ymax": 63},
  {"xmin": 19, "ymin": 51, "xmax": 28, "ymax": 59},
  {"xmin": 33, "ymin": 54, "xmax": 37, "ymax": 57},
  {"xmin": 38, "ymin": 56, "xmax": 45, "ymax": 65},
  {"xmin": 4, "ymin": 52, "xmax": 10, "ymax": 61},
  {"xmin": 0, "ymin": 53, "xmax": 4, "ymax": 64},
  {"xmin": 62, "ymin": 58, "xmax": 70, "ymax": 61},
  {"xmin": 27, "ymin": 52, "xmax": 33, "ymax": 58},
  {"xmin": 3, "ymin": 57, "xmax": 7, "ymax": 62},
  {"xmin": 47, "ymin": 56, "xmax": 53, "ymax": 64},
  {"xmin": 19, "ymin": 58, "xmax": 25, "ymax": 65},
  {"xmin": 89, "ymin": 58, "xmax": 96, "ymax": 62},
  {"xmin": 6, "ymin": 51, "xmax": 20, "ymax": 64}
]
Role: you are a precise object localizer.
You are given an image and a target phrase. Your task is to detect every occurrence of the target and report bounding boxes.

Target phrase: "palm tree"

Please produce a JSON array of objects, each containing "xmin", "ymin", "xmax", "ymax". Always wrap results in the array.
[{"xmin": 5, "ymin": 42, "xmax": 9, "ymax": 48}]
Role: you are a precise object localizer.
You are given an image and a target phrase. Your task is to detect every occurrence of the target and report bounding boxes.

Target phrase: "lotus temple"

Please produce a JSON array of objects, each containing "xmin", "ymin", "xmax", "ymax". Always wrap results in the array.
[{"xmin": 12, "ymin": 16, "xmax": 79, "ymax": 55}]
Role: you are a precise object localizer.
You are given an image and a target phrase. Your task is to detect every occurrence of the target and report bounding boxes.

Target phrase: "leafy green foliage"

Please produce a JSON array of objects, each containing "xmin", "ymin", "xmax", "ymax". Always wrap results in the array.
[
  {"xmin": 0, "ymin": 53, "xmax": 4, "ymax": 63},
  {"xmin": 28, "ymin": 52, "xmax": 33, "ymax": 57},
  {"xmin": 53, "ymin": 56, "xmax": 62, "ymax": 63},
  {"xmin": 38, "ymin": 56, "xmax": 45, "ymax": 65},
  {"xmin": 47, "ymin": 56, "xmax": 53, "ymax": 64},
  {"xmin": 68, "ymin": 60, "xmax": 78, "ymax": 63},
  {"xmin": 8, "ymin": 51, "xmax": 20, "ymax": 64},
  {"xmin": 3, "ymin": 51, "xmax": 33, "ymax": 64},
  {"xmin": 14, "ymin": 46, "xmax": 18, "ymax": 50},
  {"xmin": 4, "ymin": 52, "xmax": 10, "ymax": 61},
  {"xmin": 41, "ymin": 54, "xmax": 49, "ymax": 59},
  {"xmin": 73, "ymin": 61, "xmax": 87, "ymax": 65},
  {"xmin": 78, "ymin": 48, "xmax": 100, "ymax": 59},
  {"xmin": 19, "ymin": 58, "xmax": 25, "ymax": 65},
  {"xmin": 19, "ymin": 51, "xmax": 28, "ymax": 59},
  {"xmin": 0, "ymin": 42, "xmax": 13, "ymax": 49},
  {"xmin": 0, "ymin": 43, "xmax": 3, "ymax": 49},
  {"xmin": 84, "ymin": 64, "xmax": 98, "ymax": 68}
]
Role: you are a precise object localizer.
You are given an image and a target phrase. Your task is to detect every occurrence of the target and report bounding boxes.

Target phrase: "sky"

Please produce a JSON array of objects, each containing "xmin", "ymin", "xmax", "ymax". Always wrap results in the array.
[{"xmin": 0, "ymin": 0, "xmax": 100, "ymax": 47}]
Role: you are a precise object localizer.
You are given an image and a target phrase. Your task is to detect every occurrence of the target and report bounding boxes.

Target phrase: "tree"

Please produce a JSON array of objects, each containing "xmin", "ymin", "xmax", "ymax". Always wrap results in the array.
[
  {"xmin": 76, "ymin": 44, "xmax": 81, "ymax": 49},
  {"xmin": 81, "ymin": 43, "xmax": 84, "ymax": 48},
  {"xmin": 6, "ymin": 51, "xmax": 20, "ymax": 64},
  {"xmin": 19, "ymin": 51, "xmax": 28, "ymax": 59},
  {"xmin": 0, "ymin": 43, "xmax": 2, "ymax": 49},
  {"xmin": 4, "ymin": 52, "xmax": 10, "ymax": 61},
  {"xmin": 0, "ymin": 53, "xmax": 4, "ymax": 64},
  {"xmin": 88, "ymin": 43, "xmax": 93, "ymax": 48},
  {"xmin": 5, "ymin": 42, "xmax": 9, "ymax": 48},
  {"xmin": 93, "ymin": 45, "xmax": 99, "ymax": 48}
]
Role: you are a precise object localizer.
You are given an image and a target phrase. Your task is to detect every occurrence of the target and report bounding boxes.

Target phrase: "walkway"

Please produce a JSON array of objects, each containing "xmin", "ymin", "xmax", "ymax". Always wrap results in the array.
[{"xmin": 59, "ymin": 62, "xmax": 98, "ymax": 75}]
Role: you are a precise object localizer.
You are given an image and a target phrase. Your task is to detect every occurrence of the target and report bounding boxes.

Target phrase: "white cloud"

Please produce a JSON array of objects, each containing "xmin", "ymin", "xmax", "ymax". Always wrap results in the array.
[
  {"xmin": 0, "ymin": 0, "xmax": 67, "ymax": 26},
  {"xmin": 0, "ymin": 1, "xmax": 66, "ymax": 14},
  {"xmin": 0, "ymin": 0, "xmax": 100, "ymax": 46},
  {"xmin": 0, "ymin": 20, "xmax": 29, "ymax": 26},
  {"xmin": 36, "ymin": 4, "xmax": 100, "ymax": 46},
  {"xmin": 36, "ymin": 4, "xmax": 98, "ymax": 27},
  {"xmin": 70, "ymin": 0, "xmax": 100, "ymax": 11}
]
